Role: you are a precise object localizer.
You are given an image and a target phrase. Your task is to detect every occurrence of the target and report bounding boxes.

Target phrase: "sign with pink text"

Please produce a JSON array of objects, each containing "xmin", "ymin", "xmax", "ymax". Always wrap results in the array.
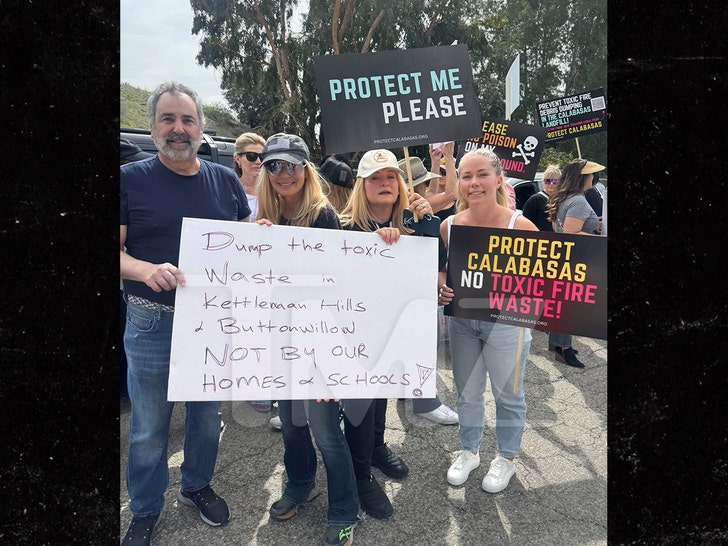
[
  {"xmin": 456, "ymin": 118, "xmax": 547, "ymax": 180},
  {"xmin": 168, "ymin": 218, "xmax": 438, "ymax": 401},
  {"xmin": 444, "ymin": 226, "xmax": 606, "ymax": 339}
]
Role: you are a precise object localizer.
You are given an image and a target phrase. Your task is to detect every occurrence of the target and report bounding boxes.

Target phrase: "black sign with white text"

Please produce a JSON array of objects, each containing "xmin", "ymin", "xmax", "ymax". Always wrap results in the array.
[
  {"xmin": 537, "ymin": 88, "xmax": 608, "ymax": 141},
  {"xmin": 456, "ymin": 118, "xmax": 547, "ymax": 181},
  {"xmin": 314, "ymin": 45, "xmax": 482, "ymax": 154}
]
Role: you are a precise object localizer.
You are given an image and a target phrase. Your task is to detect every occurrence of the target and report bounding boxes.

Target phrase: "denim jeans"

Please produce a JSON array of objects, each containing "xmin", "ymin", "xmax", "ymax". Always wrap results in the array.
[
  {"xmin": 548, "ymin": 331, "xmax": 572, "ymax": 348},
  {"xmin": 278, "ymin": 399, "xmax": 359, "ymax": 525},
  {"xmin": 124, "ymin": 300, "xmax": 222, "ymax": 517},
  {"xmin": 448, "ymin": 317, "xmax": 531, "ymax": 458}
]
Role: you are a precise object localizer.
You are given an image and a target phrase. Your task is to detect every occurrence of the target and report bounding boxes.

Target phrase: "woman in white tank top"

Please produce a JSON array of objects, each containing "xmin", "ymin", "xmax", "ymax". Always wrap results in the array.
[{"xmin": 437, "ymin": 148, "xmax": 538, "ymax": 494}]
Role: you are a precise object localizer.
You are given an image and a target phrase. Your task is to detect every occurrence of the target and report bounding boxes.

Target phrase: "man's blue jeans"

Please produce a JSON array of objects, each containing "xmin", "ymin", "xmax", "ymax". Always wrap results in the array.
[
  {"xmin": 448, "ymin": 317, "xmax": 530, "ymax": 458},
  {"xmin": 124, "ymin": 300, "xmax": 222, "ymax": 517},
  {"xmin": 278, "ymin": 399, "xmax": 359, "ymax": 526}
]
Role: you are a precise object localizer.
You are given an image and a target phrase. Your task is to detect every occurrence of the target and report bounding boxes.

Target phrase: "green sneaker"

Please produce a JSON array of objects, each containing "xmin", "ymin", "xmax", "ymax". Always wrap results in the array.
[{"xmin": 322, "ymin": 523, "xmax": 355, "ymax": 546}]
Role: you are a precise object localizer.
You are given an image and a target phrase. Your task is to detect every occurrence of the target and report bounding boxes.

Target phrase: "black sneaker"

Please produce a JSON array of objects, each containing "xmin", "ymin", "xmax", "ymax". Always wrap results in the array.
[
  {"xmin": 177, "ymin": 485, "xmax": 230, "ymax": 526},
  {"xmin": 269, "ymin": 496, "xmax": 299, "ymax": 521},
  {"xmin": 357, "ymin": 475, "xmax": 392, "ymax": 519},
  {"xmin": 322, "ymin": 523, "xmax": 355, "ymax": 546},
  {"xmin": 270, "ymin": 488, "xmax": 320, "ymax": 521},
  {"xmin": 372, "ymin": 443, "xmax": 409, "ymax": 479},
  {"xmin": 121, "ymin": 513, "xmax": 159, "ymax": 546}
]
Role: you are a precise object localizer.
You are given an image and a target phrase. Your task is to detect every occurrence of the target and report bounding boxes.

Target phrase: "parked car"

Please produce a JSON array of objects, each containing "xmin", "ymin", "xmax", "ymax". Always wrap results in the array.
[
  {"xmin": 508, "ymin": 171, "xmax": 606, "ymax": 212},
  {"xmin": 507, "ymin": 173, "xmax": 542, "ymax": 211}
]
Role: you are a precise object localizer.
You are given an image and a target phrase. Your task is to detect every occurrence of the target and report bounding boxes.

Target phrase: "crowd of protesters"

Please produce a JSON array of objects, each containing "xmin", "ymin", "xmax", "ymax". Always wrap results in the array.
[{"xmin": 120, "ymin": 81, "xmax": 604, "ymax": 546}]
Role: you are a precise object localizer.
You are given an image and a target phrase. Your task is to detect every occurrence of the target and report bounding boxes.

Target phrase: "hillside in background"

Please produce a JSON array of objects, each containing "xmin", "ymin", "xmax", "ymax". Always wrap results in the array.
[{"xmin": 120, "ymin": 83, "xmax": 250, "ymax": 138}]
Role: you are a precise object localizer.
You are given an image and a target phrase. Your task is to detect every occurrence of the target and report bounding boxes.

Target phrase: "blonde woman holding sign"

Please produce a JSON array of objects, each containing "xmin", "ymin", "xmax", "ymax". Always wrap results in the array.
[
  {"xmin": 338, "ymin": 148, "xmax": 449, "ymax": 518},
  {"xmin": 256, "ymin": 133, "xmax": 359, "ymax": 546},
  {"xmin": 438, "ymin": 147, "xmax": 538, "ymax": 493}
]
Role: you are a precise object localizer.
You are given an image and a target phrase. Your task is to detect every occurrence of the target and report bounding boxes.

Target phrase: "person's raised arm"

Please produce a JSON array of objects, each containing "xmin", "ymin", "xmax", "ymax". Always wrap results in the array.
[{"xmin": 425, "ymin": 142, "xmax": 457, "ymax": 213}]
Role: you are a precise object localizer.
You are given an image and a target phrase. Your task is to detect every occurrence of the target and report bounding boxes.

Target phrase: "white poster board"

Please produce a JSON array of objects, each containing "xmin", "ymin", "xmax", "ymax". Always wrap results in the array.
[{"xmin": 168, "ymin": 218, "xmax": 438, "ymax": 401}]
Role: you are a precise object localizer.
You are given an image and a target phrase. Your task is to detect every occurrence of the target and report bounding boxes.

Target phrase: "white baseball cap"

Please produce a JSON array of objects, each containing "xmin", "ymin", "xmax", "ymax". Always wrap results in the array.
[{"xmin": 356, "ymin": 149, "xmax": 404, "ymax": 178}]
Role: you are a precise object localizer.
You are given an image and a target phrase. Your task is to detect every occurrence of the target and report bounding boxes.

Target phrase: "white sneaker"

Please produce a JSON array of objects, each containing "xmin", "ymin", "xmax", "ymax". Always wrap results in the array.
[
  {"xmin": 416, "ymin": 403, "xmax": 459, "ymax": 425},
  {"xmin": 447, "ymin": 450, "xmax": 480, "ymax": 486},
  {"xmin": 482, "ymin": 456, "xmax": 516, "ymax": 493},
  {"xmin": 269, "ymin": 415, "xmax": 282, "ymax": 430}
]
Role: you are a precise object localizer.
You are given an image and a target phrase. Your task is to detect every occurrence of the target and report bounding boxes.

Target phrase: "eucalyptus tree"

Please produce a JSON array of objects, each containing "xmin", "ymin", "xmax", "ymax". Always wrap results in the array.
[
  {"xmin": 191, "ymin": 0, "xmax": 490, "ymax": 159},
  {"xmin": 190, "ymin": 0, "xmax": 606, "ymax": 165},
  {"xmin": 474, "ymin": 0, "xmax": 606, "ymax": 166}
]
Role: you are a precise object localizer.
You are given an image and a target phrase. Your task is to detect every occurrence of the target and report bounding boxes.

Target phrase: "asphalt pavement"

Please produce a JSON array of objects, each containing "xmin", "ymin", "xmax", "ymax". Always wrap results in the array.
[{"xmin": 120, "ymin": 328, "xmax": 607, "ymax": 545}]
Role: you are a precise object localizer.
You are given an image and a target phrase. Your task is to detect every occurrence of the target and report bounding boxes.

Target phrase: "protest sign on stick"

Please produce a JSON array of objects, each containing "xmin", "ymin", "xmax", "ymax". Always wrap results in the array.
[
  {"xmin": 168, "ymin": 218, "xmax": 439, "ymax": 401},
  {"xmin": 457, "ymin": 118, "xmax": 547, "ymax": 181},
  {"xmin": 537, "ymin": 87, "xmax": 608, "ymax": 142},
  {"xmin": 314, "ymin": 45, "xmax": 482, "ymax": 154}
]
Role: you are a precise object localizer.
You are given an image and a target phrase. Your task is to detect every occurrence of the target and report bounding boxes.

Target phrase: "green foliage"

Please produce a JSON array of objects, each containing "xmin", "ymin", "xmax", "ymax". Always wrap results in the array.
[
  {"xmin": 538, "ymin": 146, "xmax": 575, "ymax": 171},
  {"xmin": 186, "ymin": 0, "xmax": 606, "ymax": 165},
  {"xmin": 120, "ymin": 82, "xmax": 152, "ymax": 129},
  {"xmin": 119, "ymin": 82, "xmax": 251, "ymax": 138}
]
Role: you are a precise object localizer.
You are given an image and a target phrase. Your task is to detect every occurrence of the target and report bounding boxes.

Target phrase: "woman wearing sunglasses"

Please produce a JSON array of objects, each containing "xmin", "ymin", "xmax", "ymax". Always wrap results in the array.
[
  {"xmin": 232, "ymin": 132, "xmax": 266, "ymax": 221},
  {"xmin": 255, "ymin": 133, "xmax": 359, "ymax": 546},
  {"xmin": 522, "ymin": 164, "xmax": 562, "ymax": 232},
  {"xmin": 545, "ymin": 158, "xmax": 605, "ymax": 369},
  {"xmin": 522, "ymin": 165, "xmax": 585, "ymax": 367}
]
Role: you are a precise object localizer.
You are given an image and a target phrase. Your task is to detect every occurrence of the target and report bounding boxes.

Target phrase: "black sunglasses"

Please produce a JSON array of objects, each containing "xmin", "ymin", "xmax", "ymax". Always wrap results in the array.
[{"xmin": 238, "ymin": 151, "xmax": 263, "ymax": 162}]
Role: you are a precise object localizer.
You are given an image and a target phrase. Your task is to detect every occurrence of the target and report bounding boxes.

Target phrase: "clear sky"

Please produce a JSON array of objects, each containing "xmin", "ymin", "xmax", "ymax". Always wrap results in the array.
[
  {"xmin": 121, "ymin": 0, "xmax": 228, "ymax": 107},
  {"xmin": 121, "ymin": 0, "xmax": 308, "ymax": 109}
]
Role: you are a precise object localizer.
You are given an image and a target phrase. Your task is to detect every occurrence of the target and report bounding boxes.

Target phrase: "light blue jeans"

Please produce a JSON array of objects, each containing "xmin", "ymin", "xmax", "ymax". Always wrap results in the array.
[
  {"xmin": 124, "ymin": 299, "xmax": 222, "ymax": 517},
  {"xmin": 448, "ymin": 317, "xmax": 531, "ymax": 458}
]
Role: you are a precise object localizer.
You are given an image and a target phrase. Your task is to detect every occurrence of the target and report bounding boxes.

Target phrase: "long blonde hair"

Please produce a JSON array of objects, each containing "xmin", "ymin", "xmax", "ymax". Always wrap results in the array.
[
  {"xmin": 455, "ymin": 147, "xmax": 510, "ymax": 212},
  {"xmin": 340, "ymin": 173, "xmax": 413, "ymax": 234},
  {"xmin": 256, "ymin": 161, "xmax": 332, "ymax": 227}
]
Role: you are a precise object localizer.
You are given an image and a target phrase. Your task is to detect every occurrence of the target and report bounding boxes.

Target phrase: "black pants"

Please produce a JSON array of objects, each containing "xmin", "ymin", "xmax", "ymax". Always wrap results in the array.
[
  {"xmin": 342, "ymin": 399, "xmax": 376, "ymax": 481},
  {"xmin": 373, "ymin": 396, "xmax": 442, "ymax": 446}
]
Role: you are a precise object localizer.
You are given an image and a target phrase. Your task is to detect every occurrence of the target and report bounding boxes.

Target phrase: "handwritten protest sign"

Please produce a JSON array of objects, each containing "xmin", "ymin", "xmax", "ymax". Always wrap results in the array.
[
  {"xmin": 313, "ymin": 45, "xmax": 482, "ymax": 154},
  {"xmin": 444, "ymin": 226, "xmax": 606, "ymax": 339},
  {"xmin": 168, "ymin": 218, "xmax": 439, "ymax": 401},
  {"xmin": 456, "ymin": 118, "xmax": 547, "ymax": 180},
  {"xmin": 537, "ymin": 87, "xmax": 608, "ymax": 141}
]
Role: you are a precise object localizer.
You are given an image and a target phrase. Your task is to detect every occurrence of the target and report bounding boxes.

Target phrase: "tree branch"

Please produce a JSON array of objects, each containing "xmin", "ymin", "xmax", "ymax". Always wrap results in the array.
[
  {"xmin": 251, "ymin": 0, "xmax": 291, "ymax": 100},
  {"xmin": 426, "ymin": 0, "xmax": 450, "ymax": 34},
  {"xmin": 332, "ymin": 0, "xmax": 342, "ymax": 54},
  {"xmin": 340, "ymin": 0, "xmax": 355, "ymax": 41},
  {"xmin": 361, "ymin": 9, "xmax": 385, "ymax": 54}
]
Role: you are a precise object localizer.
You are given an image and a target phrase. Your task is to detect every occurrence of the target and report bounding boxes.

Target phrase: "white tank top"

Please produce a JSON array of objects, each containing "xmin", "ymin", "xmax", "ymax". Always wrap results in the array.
[{"xmin": 446, "ymin": 210, "xmax": 522, "ymax": 239}]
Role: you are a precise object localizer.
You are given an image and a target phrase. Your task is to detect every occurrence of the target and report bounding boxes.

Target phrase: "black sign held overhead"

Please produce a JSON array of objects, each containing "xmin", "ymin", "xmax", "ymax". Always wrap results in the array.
[
  {"xmin": 537, "ymin": 88, "xmax": 608, "ymax": 141},
  {"xmin": 456, "ymin": 118, "xmax": 547, "ymax": 181},
  {"xmin": 314, "ymin": 45, "xmax": 482, "ymax": 154}
]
